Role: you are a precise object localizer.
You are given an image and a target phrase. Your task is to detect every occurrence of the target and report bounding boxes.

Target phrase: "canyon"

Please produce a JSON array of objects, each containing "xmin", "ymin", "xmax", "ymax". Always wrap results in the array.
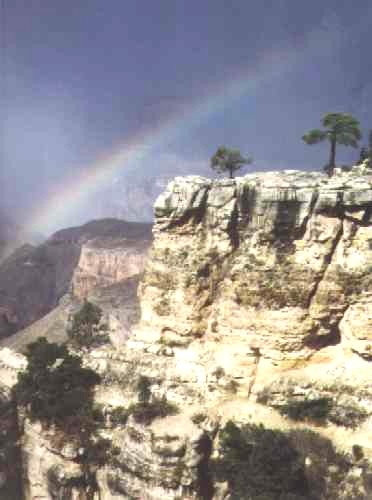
[
  {"xmin": 0, "ymin": 218, "xmax": 152, "ymax": 344},
  {"xmin": 0, "ymin": 164, "xmax": 371, "ymax": 499}
]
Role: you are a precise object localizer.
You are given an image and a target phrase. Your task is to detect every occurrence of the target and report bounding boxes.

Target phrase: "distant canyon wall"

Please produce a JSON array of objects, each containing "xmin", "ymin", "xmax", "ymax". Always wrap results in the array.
[
  {"xmin": 72, "ymin": 239, "xmax": 149, "ymax": 300},
  {"xmin": 0, "ymin": 220, "xmax": 152, "ymax": 341}
]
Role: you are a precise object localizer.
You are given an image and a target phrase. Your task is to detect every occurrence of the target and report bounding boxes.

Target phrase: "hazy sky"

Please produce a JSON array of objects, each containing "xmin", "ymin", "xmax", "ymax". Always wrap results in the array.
[{"xmin": 1, "ymin": 1, "xmax": 372, "ymax": 228}]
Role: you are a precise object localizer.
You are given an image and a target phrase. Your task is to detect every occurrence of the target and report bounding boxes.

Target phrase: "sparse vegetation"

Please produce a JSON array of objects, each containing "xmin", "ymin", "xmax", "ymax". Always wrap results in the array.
[
  {"xmin": 278, "ymin": 397, "xmax": 333, "ymax": 423},
  {"xmin": 153, "ymin": 297, "xmax": 171, "ymax": 316},
  {"xmin": 328, "ymin": 402, "xmax": 368, "ymax": 429},
  {"xmin": 334, "ymin": 268, "xmax": 372, "ymax": 303},
  {"xmin": 117, "ymin": 375, "xmax": 181, "ymax": 425},
  {"xmin": 234, "ymin": 266, "xmax": 311, "ymax": 309},
  {"xmin": 213, "ymin": 366, "xmax": 225, "ymax": 379},
  {"xmin": 257, "ymin": 383, "xmax": 369, "ymax": 429}
]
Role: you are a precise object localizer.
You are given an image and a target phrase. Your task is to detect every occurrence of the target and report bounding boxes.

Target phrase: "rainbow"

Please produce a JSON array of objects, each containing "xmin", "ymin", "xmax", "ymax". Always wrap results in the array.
[{"xmin": 25, "ymin": 27, "xmax": 333, "ymax": 236}]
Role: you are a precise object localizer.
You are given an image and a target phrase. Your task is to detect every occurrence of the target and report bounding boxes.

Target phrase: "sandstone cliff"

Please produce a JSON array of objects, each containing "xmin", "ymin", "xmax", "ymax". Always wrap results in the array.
[
  {"xmin": 0, "ymin": 219, "xmax": 152, "ymax": 342},
  {"xmin": 0, "ymin": 166, "xmax": 371, "ymax": 499},
  {"xmin": 72, "ymin": 237, "xmax": 148, "ymax": 300}
]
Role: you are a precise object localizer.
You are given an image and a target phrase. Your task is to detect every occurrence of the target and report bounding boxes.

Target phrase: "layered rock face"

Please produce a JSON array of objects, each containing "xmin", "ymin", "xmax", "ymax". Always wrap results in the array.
[
  {"xmin": 138, "ymin": 168, "xmax": 372, "ymax": 365},
  {"xmin": 72, "ymin": 238, "xmax": 149, "ymax": 299},
  {"xmin": 0, "ymin": 167, "xmax": 371, "ymax": 499}
]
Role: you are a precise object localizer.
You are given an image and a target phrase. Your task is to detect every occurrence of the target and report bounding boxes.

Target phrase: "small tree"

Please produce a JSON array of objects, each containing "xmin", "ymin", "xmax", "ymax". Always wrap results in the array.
[
  {"xmin": 67, "ymin": 300, "xmax": 105, "ymax": 348},
  {"xmin": 15, "ymin": 337, "xmax": 100, "ymax": 425},
  {"xmin": 210, "ymin": 146, "xmax": 253, "ymax": 179},
  {"xmin": 302, "ymin": 113, "xmax": 362, "ymax": 176},
  {"xmin": 14, "ymin": 337, "xmax": 108, "ymax": 489}
]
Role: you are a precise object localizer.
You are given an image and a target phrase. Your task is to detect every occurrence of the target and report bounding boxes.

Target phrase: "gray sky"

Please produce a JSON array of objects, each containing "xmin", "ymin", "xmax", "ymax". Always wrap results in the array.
[{"xmin": 1, "ymin": 1, "xmax": 372, "ymax": 230}]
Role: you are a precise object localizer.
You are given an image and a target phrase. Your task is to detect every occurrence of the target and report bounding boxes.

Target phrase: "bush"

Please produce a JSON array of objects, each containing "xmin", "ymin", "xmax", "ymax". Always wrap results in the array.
[
  {"xmin": 328, "ymin": 403, "xmax": 368, "ymax": 429},
  {"xmin": 110, "ymin": 406, "xmax": 129, "ymax": 426},
  {"xmin": 277, "ymin": 396, "xmax": 368, "ymax": 428},
  {"xmin": 67, "ymin": 300, "xmax": 107, "ymax": 348},
  {"xmin": 14, "ymin": 337, "xmax": 100, "ymax": 428},
  {"xmin": 14, "ymin": 338, "xmax": 112, "ymax": 488},
  {"xmin": 212, "ymin": 421, "xmax": 309, "ymax": 500},
  {"xmin": 136, "ymin": 375, "xmax": 151, "ymax": 404},
  {"xmin": 278, "ymin": 397, "xmax": 332, "ymax": 423},
  {"xmin": 129, "ymin": 397, "xmax": 179, "ymax": 425},
  {"xmin": 213, "ymin": 422, "xmax": 369, "ymax": 500},
  {"xmin": 287, "ymin": 429, "xmax": 350, "ymax": 500}
]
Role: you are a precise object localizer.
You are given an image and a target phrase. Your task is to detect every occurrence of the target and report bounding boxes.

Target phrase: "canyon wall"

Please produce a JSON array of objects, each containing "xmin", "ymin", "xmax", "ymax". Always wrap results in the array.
[
  {"xmin": 0, "ymin": 219, "xmax": 152, "ymax": 342},
  {"xmin": 0, "ymin": 166, "xmax": 371, "ymax": 499},
  {"xmin": 72, "ymin": 238, "xmax": 149, "ymax": 299},
  {"xmin": 138, "ymin": 167, "xmax": 371, "ymax": 363}
]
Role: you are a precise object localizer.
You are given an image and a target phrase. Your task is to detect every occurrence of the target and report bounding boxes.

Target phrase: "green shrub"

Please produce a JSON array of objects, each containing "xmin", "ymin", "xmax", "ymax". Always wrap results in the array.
[
  {"xmin": 129, "ymin": 397, "xmax": 179, "ymax": 425},
  {"xmin": 328, "ymin": 403, "xmax": 368, "ymax": 428},
  {"xmin": 110, "ymin": 406, "xmax": 129, "ymax": 426},
  {"xmin": 15, "ymin": 338, "xmax": 100, "ymax": 427},
  {"xmin": 67, "ymin": 300, "xmax": 107, "ymax": 348},
  {"xmin": 213, "ymin": 422, "xmax": 366, "ymax": 500},
  {"xmin": 279, "ymin": 396, "xmax": 368, "ymax": 428},
  {"xmin": 136, "ymin": 375, "xmax": 151, "ymax": 404},
  {"xmin": 278, "ymin": 397, "xmax": 332, "ymax": 423},
  {"xmin": 212, "ymin": 421, "xmax": 309, "ymax": 500},
  {"xmin": 287, "ymin": 429, "xmax": 350, "ymax": 500},
  {"xmin": 14, "ymin": 338, "xmax": 111, "ymax": 487}
]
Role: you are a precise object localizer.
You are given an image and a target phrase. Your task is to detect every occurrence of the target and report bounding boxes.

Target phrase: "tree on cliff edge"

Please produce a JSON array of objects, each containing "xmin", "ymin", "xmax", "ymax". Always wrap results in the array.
[
  {"xmin": 302, "ymin": 113, "xmax": 362, "ymax": 176},
  {"xmin": 210, "ymin": 146, "xmax": 253, "ymax": 179}
]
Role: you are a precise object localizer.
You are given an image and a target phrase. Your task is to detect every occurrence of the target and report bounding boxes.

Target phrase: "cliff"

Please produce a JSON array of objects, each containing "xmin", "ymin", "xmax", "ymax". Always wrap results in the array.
[
  {"xmin": 0, "ymin": 166, "xmax": 371, "ymax": 499},
  {"xmin": 0, "ymin": 219, "xmax": 152, "ymax": 342},
  {"xmin": 139, "ymin": 167, "xmax": 371, "ymax": 360},
  {"xmin": 72, "ymin": 237, "xmax": 149, "ymax": 299}
]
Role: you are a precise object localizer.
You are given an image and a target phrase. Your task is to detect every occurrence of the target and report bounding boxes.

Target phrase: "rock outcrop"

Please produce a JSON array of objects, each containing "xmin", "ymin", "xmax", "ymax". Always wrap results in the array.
[
  {"xmin": 138, "ymin": 168, "xmax": 371, "ymax": 363},
  {"xmin": 0, "ymin": 167, "xmax": 371, "ymax": 499},
  {"xmin": 0, "ymin": 219, "xmax": 152, "ymax": 341}
]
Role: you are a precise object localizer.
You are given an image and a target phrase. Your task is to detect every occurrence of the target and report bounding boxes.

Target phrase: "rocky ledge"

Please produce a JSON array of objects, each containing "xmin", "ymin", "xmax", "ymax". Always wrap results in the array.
[{"xmin": 138, "ymin": 166, "xmax": 372, "ymax": 362}]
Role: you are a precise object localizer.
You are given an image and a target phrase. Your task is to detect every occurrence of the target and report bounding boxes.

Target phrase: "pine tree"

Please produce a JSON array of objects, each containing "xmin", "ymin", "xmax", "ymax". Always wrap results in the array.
[
  {"xmin": 210, "ymin": 146, "xmax": 253, "ymax": 179},
  {"xmin": 302, "ymin": 113, "xmax": 362, "ymax": 176}
]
